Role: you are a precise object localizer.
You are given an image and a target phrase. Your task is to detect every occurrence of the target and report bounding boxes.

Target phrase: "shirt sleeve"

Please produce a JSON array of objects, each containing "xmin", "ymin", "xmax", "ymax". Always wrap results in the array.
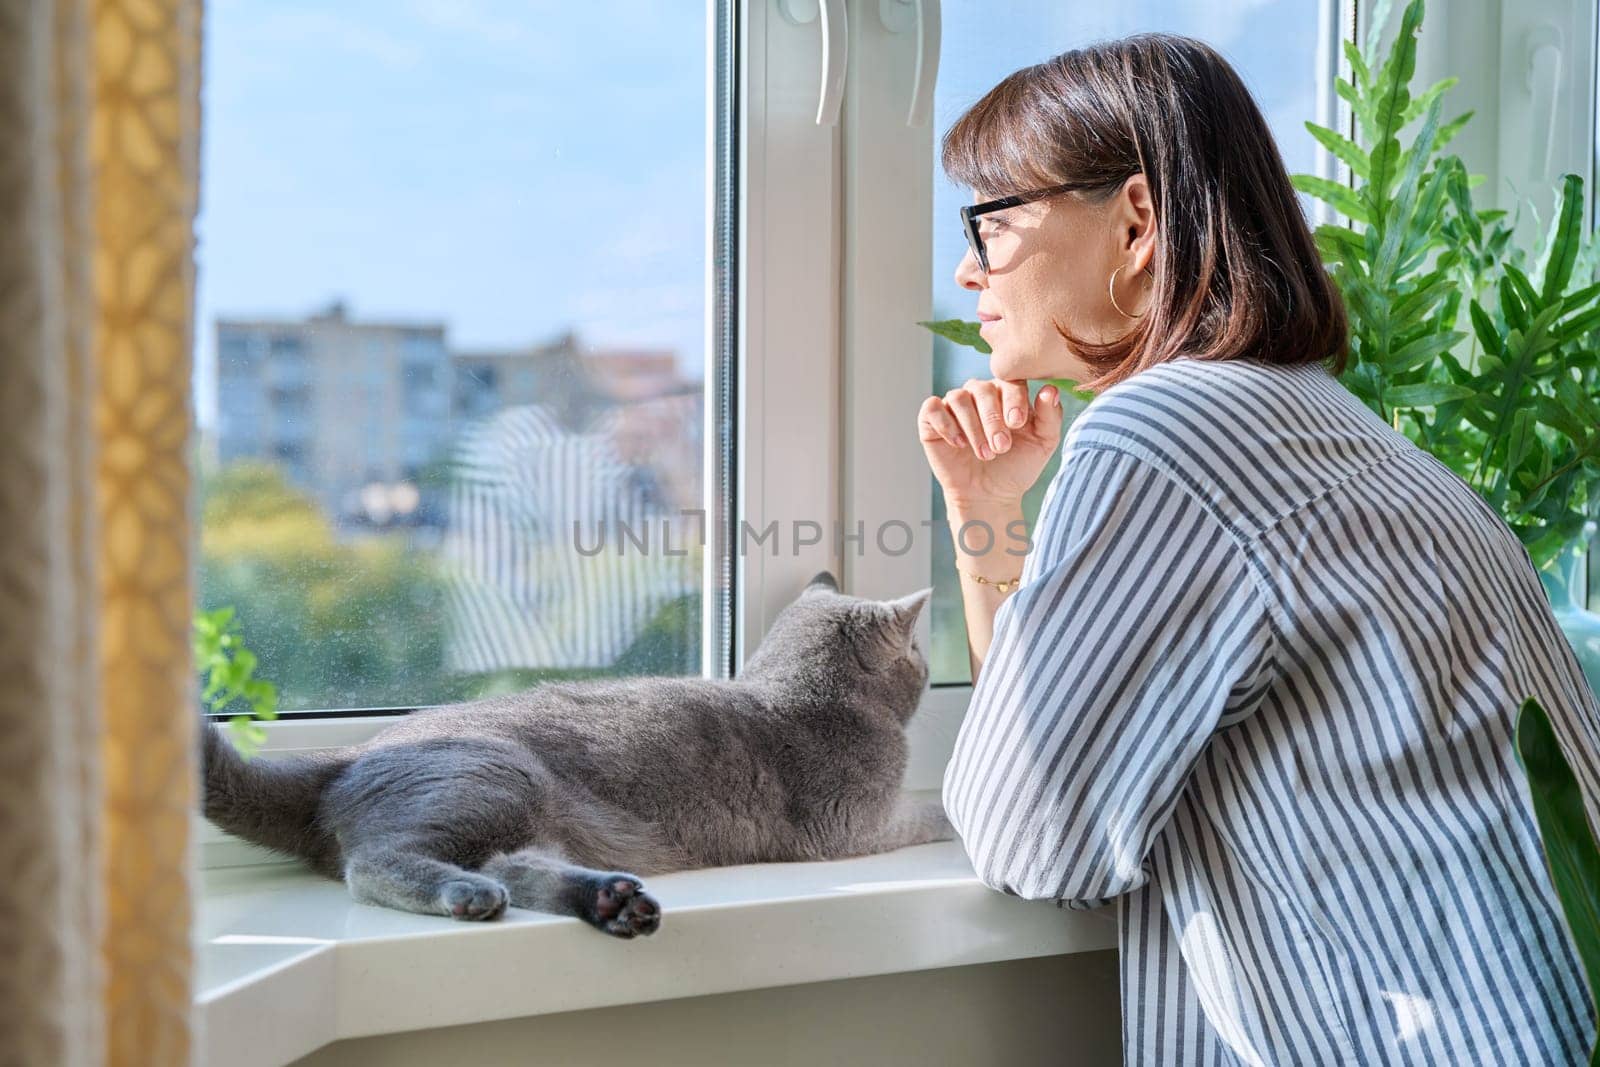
[{"xmin": 941, "ymin": 444, "xmax": 1279, "ymax": 911}]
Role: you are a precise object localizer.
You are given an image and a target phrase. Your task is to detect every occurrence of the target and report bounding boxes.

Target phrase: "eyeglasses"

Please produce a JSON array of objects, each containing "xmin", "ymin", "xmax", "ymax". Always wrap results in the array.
[{"xmin": 960, "ymin": 180, "xmax": 1102, "ymax": 274}]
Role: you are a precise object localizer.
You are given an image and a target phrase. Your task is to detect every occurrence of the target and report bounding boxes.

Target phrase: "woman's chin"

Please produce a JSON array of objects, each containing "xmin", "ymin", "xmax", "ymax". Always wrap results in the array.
[
  {"xmin": 988, "ymin": 351, "xmax": 1030, "ymax": 381},
  {"xmin": 987, "ymin": 335, "xmax": 1067, "ymax": 382}
]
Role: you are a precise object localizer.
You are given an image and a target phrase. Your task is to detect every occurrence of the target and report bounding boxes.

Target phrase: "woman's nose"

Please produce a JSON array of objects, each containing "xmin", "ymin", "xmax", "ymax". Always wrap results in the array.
[{"xmin": 954, "ymin": 246, "xmax": 986, "ymax": 291}]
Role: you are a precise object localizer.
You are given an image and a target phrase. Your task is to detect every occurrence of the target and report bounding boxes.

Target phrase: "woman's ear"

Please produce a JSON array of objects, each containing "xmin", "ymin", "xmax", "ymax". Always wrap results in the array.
[{"xmin": 1119, "ymin": 173, "xmax": 1158, "ymax": 275}]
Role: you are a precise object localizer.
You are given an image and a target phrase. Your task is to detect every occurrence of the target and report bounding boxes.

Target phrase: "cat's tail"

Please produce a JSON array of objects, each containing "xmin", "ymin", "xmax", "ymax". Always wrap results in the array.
[{"xmin": 200, "ymin": 722, "xmax": 353, "ymax": 875}]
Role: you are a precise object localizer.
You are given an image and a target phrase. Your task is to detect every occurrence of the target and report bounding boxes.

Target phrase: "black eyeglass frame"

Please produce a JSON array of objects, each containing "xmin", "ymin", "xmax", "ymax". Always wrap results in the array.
[{"xmin": 959, "ymin": 180, "xmax": 1105, "ymax": 274}]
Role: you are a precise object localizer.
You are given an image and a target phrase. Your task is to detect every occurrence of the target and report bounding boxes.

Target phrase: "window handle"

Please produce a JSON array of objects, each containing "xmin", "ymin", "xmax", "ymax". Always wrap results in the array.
[
  {"xmin": 779, "ymin": 0, "xmax": 849, "ymax": 126},
  {"xmin": 878, "ymin": 0, "xmax": 940, "ymax": 127}
]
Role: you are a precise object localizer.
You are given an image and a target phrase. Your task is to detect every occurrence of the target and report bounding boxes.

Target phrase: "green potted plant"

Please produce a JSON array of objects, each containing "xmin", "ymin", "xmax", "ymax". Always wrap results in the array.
[{"xmin": 1289, "ymin": 0, "xmax": 1600, "ymax": 694}]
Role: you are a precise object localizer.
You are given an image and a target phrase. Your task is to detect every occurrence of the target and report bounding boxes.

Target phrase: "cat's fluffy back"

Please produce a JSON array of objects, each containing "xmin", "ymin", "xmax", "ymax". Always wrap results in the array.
[{"xmin": 349, "ymin": 572, "xmax": 935, "ymax": 862}]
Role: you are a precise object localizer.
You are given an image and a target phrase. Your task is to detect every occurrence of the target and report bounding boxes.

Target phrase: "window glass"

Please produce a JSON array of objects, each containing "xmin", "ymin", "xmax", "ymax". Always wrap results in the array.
[
  {"xmin": 928, "ymin": 4, "xmax": 1332, "ymax": 684},
  {"xmin": 197, "ymin": 2, "xmax": 714, "ymax": 710}
]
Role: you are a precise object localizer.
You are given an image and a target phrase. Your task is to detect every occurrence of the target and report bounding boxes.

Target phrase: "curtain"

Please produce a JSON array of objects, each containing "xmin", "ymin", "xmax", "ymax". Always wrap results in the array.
[{"xmin": 0, "ymin": 0, "xmax": 202, "ymax": 1064}]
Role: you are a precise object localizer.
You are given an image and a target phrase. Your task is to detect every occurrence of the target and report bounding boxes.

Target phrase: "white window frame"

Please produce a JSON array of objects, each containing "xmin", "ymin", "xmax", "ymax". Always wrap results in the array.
[{"xmin": 200, "ymin": 0, "xmax": 1599, "ymax": 867}]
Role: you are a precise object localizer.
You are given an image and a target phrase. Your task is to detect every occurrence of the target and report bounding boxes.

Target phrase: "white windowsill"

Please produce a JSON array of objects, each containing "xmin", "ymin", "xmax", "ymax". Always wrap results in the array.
[{"xmin": 196, "ymin": 789, "xmax": 1118, "ymax": 1067}]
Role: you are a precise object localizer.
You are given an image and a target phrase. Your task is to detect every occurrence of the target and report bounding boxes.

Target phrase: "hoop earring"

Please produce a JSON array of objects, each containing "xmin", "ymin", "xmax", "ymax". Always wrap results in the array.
[{"xmin": 1109, "ymin": 264, "xmax": 1148, "ymax": 320}]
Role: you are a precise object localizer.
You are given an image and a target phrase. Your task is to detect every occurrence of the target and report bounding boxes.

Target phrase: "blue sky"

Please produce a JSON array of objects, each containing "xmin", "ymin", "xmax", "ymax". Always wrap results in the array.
[
  {"xmin": 195, "ymin": 0, "xmax": 708, "ymax": 426},
  {"xmin": 196, "ymin": 1, "xmax": 1325, "ymax": 425}
]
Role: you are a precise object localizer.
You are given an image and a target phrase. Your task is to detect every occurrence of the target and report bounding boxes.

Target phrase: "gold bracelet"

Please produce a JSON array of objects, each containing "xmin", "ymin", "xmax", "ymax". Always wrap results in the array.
[{"xmin": 956, "ymin": 565, "xmax": 1022, "ymax": 593}]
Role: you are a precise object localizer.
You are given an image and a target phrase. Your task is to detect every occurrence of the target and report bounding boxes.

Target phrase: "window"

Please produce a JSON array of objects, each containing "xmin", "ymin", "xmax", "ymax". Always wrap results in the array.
[
  {"xmin": 196, "ymin": 2, "xmax": 733, "ymax": 713},
  {"xmin": 912, "ymin": 4, "xmax": 1349, "ymax": 684},
  {"xmin": 196, "ymin": 3, "xmax": 1590, "ymax": 732}
]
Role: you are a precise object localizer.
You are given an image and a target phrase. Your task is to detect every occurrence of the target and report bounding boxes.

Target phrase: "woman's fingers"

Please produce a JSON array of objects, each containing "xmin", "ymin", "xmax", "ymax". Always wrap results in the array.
[
  {"xmin": 962, "ymin": 378, "xmax": 1014, "ymax": 455},
  {"xmin": 963, "ymin": 378, "xmax": 1036, "ymax": 453},
  {"xmin": 918, "ymin": 395, "xmax": 968, "ymax": 448},
  {"xmin": 943, "ymin": 388, "xmax": 993, "ymax": 460},
  {"xmin": 943, "ymin": 378, "xmax": 1065, "ymax": 461}
]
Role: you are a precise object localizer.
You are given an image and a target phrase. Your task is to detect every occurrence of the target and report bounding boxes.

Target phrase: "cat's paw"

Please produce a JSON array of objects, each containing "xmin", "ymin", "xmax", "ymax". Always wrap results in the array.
[
  {"xmin": 440, "ymin": 876, "xmax": 510, "ymax": 921},
  {"xmin": 581, "ymin": 874, "xmax": 661, "ymax": 938}
]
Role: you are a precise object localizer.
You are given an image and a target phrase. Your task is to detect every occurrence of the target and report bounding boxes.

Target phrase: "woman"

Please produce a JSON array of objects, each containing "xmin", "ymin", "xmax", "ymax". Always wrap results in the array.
[{"xmin": 921, "ymin": 33, "xmax": 1600, "ymax": 1066}]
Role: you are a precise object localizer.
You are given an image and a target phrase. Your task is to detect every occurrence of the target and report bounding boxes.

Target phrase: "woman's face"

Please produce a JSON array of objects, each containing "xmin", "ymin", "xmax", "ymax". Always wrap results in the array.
[{"xmin": 954, "ymin": 173, "xmax": 1156, "ymax": 384}]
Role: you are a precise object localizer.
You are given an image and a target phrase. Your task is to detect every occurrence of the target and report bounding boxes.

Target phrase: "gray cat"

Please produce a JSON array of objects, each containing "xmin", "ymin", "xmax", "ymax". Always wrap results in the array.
[{"xmin": 201, "ymin": 570, "xmax": 954, "ymax": 937}]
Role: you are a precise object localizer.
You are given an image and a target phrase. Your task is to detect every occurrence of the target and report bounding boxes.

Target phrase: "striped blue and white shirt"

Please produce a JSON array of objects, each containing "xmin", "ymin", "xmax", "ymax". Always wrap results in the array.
[{"xmin": 942, "ymin": 355, "xmax": 1600, "ymax": 1065}]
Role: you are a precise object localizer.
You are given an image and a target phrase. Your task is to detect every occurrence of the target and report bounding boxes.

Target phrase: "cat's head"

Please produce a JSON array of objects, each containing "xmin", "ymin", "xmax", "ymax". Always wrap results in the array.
[{"xmin": 741, "ymin": 569, "xmax": 934, "ymax": 723}]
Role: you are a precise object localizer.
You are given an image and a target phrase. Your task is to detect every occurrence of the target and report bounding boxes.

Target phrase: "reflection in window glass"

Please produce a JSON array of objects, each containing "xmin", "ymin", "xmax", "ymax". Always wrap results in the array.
[
  {"xmin": 929, "ymin": 5, "xmax": 1330, "ymax": 684},
  {"xmin": 197, "ymin": 3, "xmax": 711, "ymax": 710}
]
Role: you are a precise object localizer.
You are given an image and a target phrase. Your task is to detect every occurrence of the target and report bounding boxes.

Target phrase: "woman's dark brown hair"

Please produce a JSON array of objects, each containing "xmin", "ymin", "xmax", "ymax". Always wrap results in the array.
[{"xmin": 942, "ymin": 33, "xmax": 1349, "ymax": 393}]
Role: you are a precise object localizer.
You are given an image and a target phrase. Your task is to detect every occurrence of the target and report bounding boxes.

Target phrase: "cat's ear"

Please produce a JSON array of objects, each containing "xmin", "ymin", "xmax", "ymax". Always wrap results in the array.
[
  {"xmin": 802, "ymin": 570, "xmax": 839, "ymax": 598},
  {"xmin": 886, "ymin": 586, "xmax": 934, "ymax": 631}
]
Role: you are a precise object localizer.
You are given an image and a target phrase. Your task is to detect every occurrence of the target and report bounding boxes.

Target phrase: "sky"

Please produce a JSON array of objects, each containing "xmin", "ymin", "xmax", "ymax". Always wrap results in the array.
[
  {"xmin": 194, "ymin": 0, "xmax": 708, "ymax": 427},
  {"xmin": 195, "ymin": 0, "xmax": 1329, "ymax": 427}
]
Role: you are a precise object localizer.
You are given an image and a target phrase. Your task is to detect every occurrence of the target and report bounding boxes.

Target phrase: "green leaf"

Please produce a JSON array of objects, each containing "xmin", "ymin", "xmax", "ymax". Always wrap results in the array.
[
  {"xmin": 1374, "ymin": 94, "xmax": 1443, "ymax": 280},
  {"xmin": 1505, "ymin": 408, "xmax": 1538, "ymax": 473},
  {"xmin": 918, "ymin": 319, "xmax": 992, "ymax": 355},
  {"xmin": 1554, "ymin": 304, "xmax": 1600, "ymax": 345},
  {"xmin": 1291, "ymin": 174, "xmax": 1370, "ymax": 223},
  {"xmin": 1335, "ymin": 77, "xmax": 1364, "ymax": 126},
  {"xmin": 1528, "ymin": 298, "xmax": 1568, "ymax": 352},
  {"xmin": 1442, "ymin": 158, "xmax": 1482, "ymax": 244},
  {"xmin": 1462, "ymin": 402, "xmax": 1496, "ymax": 434},
  {"xmin": 193, "ymin": 605, "xmax": 278, "ymax": 732},
  {"xmin": 1436, "ymin": 110, "xmax": 1474, "ymax": 152},
  {"xmin": 1304, "ymin": 122, "xmax": 1370, "ymax": 180},
  {"xmin": 1535, "ymin": 397, "xmax": 1592, "ymax": 446},
  {"xmin": 1044, "ymin": 377, "xmax": 1095, "ymax": 405},
  {"xmin": 1499, "ymin": 275, "xmax": 1531, "ymax": 333},
  {"xmin": 1558, "ymin": 281, "xmax": 1600, "ymax": 316},
  {"xmin": 1555, "ymin": 372, "xmax": 1589, "ymax": 412},
  {"xmin": 1390, "ymin": 274, "xmax": 1454, "ymax": 333},
  {"xmin": 1513, "ymin": 697, "xmax": 1600, "ymax": 1044},
  {"xmin": 1342, "ymin": 39, "xmax": 1372, "ymax": 91},
  {"xmin": 1367, "ymin": 0, "xmax": 1425, "ymax": 206},
  {"xmin": 1314, "ymin": 223, "xmax": 1367, "ymax": 264},
  {"xmin": 228, "ymin": 716, "xmax": 268, "ymax": 759},
  {"xmin": 1388, "ymin": 330, "xmax": 1465, "ymax": 375},
  {"xmin": 1402, "ymin": 76, "xmax": 1458, "ymax": 126},
  {"xmin": 1397, "ymin": 163, "xmax": 1455, "ymax": 272},
  {"xmin": 1384, "ymin": 382, "xmax": 1475, "ymax": 407},
  {"xmin": 1504, "ymin": 263, "xmax": 1540, "ymax": 311},
  {"xmin": 1539, "ymin": 173, "xmax": 1585, "ymax": 303},
  {"xmin": 1469, "ymin": 301, "xmax": 1503, "ymax": 356}
]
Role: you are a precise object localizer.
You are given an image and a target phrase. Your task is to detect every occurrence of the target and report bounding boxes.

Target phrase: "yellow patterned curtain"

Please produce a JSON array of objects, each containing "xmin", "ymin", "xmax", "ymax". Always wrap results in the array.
[{"xmin": 0, "ymin": 0, "xmax": 201, "ymax": 1064}]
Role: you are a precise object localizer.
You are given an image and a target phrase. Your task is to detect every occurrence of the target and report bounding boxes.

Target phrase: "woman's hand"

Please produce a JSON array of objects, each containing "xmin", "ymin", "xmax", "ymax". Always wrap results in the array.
[{"xmin": 919, "ymin": 379, "xmax": 1064, "ymax": 507}]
